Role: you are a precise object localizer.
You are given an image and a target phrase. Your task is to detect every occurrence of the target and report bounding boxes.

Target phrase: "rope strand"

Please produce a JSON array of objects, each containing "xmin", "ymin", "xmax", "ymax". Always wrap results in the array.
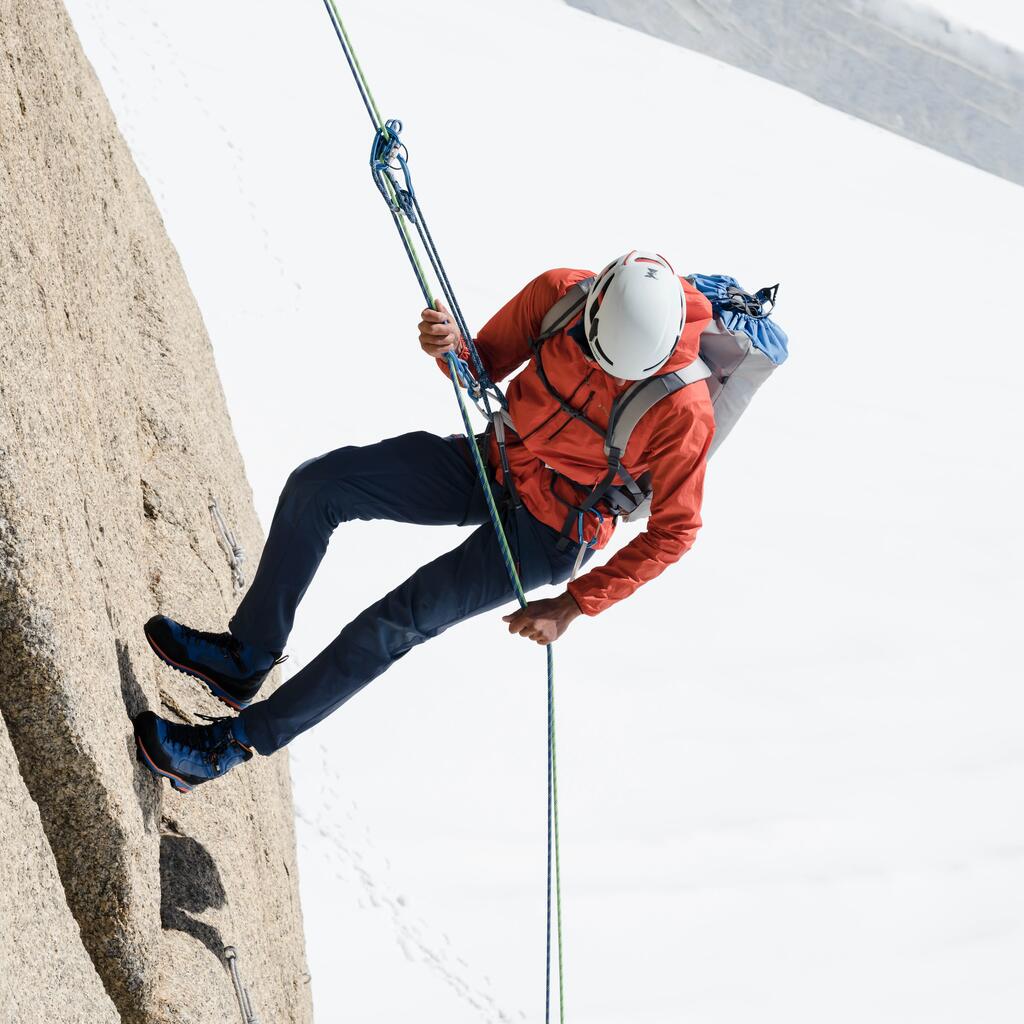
[{"xmin": 318, "ymin": 7, "xmax": 565, "ymax": 1021}]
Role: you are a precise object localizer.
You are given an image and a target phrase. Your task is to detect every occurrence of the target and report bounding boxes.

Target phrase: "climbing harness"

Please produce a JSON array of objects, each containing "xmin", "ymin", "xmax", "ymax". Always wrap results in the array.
[
  {"xmin": 224, "ymin": 946, "xmax": 260, "ymax": 1024},
  {"xmin": 209, "ymin": 497, "xmax": 246, "ymax": 594},
  {"xmin": 319, "ymin": 4, "xmax": 566, "ymax": 1020}
]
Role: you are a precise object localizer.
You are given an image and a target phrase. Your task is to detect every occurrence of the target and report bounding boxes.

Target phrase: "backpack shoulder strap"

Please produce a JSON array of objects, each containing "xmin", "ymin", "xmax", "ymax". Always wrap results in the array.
[
  {"xmin": 537, "ymin": 277, "xmax": 595, "ymax": 342},
  {"xmin": 605, "ymin": 358, "xmax": 712, "ymax": 457}
]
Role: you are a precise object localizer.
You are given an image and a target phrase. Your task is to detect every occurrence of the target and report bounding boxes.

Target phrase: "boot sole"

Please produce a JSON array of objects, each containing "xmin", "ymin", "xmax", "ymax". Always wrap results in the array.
[
  {"xmin": 144, "ymin": 627, "xmax": 252, "ymax": 711},
  {"xmin": 135, "ymin": 732, "xmax": 194, "ymax": 795}
]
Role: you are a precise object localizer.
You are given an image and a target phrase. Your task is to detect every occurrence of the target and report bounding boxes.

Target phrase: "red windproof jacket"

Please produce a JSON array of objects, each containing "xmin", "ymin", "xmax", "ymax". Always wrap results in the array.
[{"xmin": 439, "ymin": 268, "xmax": 715, "ymax": 616}]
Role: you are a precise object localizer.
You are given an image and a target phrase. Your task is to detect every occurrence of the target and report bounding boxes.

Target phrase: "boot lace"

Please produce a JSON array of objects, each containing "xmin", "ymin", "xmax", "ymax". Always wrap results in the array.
[
  {"xmin": 195, "ymin": 714, "xmax": 247, "ymax": 773},
  {"xmin": 178, "ymin": 623, "xmax": 245, "ymax": 666},
  {"xmin": 165, "ymin": 715, "xmax": 238, "ymax": 773},
  {"xmin": 179, "ymin": 623, "xmax": 286, "ymax": 670}
]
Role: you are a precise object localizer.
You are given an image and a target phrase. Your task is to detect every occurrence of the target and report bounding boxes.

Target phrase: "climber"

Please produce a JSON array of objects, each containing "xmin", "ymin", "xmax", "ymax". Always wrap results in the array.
[{"xmin": 133, "ymin": 252, "xmax": 716, "ymax": 793}]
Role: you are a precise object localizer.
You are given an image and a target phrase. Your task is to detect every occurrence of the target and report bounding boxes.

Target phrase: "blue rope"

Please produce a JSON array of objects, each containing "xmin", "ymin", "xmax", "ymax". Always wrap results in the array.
[
  {"xmin": 546, "ymin": 645, "xmax": 554, "ymax": 1017},
  {"xmin": 443, "ymin": 355, "xmax": 525, "ymax": 605},
  {"xmin": 322, "ymin": 0, "xmax": 384, "ymax": 130},
  {"xmin": 411, "ymin": 193, "xmax": 494, "ymax": 391},
  {"xmin": 369, "ymin": 118, "xmax": 497, "ymax": 399},
  {"xmin": 320, "ymin": 7, "xmax": 566, "ymax": 1021}
]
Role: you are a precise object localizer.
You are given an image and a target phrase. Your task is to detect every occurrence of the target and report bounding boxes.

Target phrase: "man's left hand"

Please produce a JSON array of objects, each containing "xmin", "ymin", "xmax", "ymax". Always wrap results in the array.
[{"xmin": 502, "ymin": 592, "xmax": 582, "ymax": 645}]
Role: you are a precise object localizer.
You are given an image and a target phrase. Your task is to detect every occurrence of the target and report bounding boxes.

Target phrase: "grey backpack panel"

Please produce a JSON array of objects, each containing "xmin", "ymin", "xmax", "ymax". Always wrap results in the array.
[{"xmin": 698, "ymin": 318, "xmax": 779, "ymax": 459}]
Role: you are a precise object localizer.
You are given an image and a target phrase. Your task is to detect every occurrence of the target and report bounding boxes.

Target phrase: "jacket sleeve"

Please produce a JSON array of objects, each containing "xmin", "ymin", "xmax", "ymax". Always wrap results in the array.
[
  {"xmin": 436, "ymin": 269, "xmax": 591, "ymax": 384},
  {"xmin": 566, "ymin": 395, "xmax": 714, "ymax": 615}
]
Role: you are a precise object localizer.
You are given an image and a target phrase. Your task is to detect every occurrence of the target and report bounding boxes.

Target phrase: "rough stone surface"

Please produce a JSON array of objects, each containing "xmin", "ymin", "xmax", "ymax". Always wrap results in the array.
[
  {"xmin": 0, "ymin": 2, "xmax": 312, "ymax": 1022},
  {"xmin": 567, "ymin": 0, "xmax": 1024, "ymax": 187},
  {"xmin": 0, "ymin": 711, "xmax": 121, "ymax": 1024}
]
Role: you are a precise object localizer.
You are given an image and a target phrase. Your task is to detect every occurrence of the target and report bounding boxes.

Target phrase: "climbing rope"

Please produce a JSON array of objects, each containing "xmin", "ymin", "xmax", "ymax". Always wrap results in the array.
[
  {"xmin": 319, "ymin": 3, "xmax": 566, "ymax": 1020},
  {"xmin": 209, "ymin": 497, "xmax": 246, "ymax": 594},
  {"xmin": 224, "ymin": 946, "xmax": 260, "ymax": 1024}
]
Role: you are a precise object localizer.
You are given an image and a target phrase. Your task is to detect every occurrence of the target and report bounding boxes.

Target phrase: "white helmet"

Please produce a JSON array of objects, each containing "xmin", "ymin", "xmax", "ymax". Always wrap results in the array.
[{"xmin": 583, "ymin": 251, "xmax": 686, "ymax": 380}]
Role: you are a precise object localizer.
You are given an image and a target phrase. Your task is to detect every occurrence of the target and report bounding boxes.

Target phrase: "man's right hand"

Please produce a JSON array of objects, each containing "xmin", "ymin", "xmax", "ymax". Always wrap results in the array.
[{"xmin": 418, "ymin": 302, "xmax": 461, "ymax": 359}]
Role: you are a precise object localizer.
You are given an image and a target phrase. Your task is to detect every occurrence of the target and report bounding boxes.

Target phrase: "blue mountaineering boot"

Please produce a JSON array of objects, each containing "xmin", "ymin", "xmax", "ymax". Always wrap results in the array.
[
  {"xmin": 144, "ymin": 615, "xmax": 280, "ymax": 710},
  {"xmin": 134, "ymin": 710, "xmax": 253, "ymax": 794}
]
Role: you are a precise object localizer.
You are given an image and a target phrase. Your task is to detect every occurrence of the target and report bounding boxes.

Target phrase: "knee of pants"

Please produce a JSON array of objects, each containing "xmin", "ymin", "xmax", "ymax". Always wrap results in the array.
[
  {"xmin": 285, "ymin": 451, "xmax": 332, "ymax": 487},
  {"xmin": 280, "ymin": 450, "xmax": 353, "ymax": 529}
]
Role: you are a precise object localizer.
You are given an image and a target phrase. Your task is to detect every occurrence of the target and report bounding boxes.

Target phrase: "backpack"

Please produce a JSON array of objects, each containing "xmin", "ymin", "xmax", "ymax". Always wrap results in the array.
[{"xmin": 495, "ymin": 274, "xmax": 788, "ymax": 544}]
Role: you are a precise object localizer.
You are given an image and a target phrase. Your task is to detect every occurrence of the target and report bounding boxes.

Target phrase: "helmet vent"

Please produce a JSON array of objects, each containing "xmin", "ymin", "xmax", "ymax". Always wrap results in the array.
[
  {"xmin": 593, "ymin": 337, "xmax": 614, "ymax": 366},
  {"xmin": 594, "ymin": 272, "xmax": 615, "ymax": 305}
]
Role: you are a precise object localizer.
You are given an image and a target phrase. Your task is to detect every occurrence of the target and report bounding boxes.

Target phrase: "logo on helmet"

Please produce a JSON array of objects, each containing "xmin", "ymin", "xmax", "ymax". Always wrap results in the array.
[{"xmin": 644, "ymin": 267, "xmax": 659, "ymax": 279}]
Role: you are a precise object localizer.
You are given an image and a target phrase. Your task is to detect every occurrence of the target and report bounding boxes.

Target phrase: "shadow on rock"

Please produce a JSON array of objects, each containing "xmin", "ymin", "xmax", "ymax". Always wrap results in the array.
[
  {"xmin": 117, "ymin": 638, "xmax": 160, "ymax": 829},
  {"xmin": 160, "ymin": 833, "xmax": 228, "ymax": 965}
]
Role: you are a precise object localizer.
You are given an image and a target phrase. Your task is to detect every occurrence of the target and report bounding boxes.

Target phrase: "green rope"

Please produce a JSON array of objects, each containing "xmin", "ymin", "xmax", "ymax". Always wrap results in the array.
[
  {"xmin": 549, "ymin": 646, "xmax": 566, "ymax": 1015},
  {"xmin": 319, "ymin": 6, "xmax": 566, "ymax": 1021},
  {"xmin": 323, "ymin": 0, "xmax": 386, "ymax": 129},
  {"xmin": 447, "ymin": 364, "xmax": 528, "ymax": 610},
  {"xmin": 396, "ymin": 209, "xmax": 435, "ymax": 305}
]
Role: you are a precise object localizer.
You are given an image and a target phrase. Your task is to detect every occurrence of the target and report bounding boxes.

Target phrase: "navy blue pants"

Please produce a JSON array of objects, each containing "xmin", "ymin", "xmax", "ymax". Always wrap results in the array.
[{"xmin": 229, "ymin": 431, "xmax": 589, "ymax": 755}]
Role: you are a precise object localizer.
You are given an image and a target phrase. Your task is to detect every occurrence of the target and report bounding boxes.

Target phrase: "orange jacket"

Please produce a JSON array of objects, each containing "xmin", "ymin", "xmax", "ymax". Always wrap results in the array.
[{"xmin": 440, "ymin": 268, "xmax": 715, "ymax": 615}]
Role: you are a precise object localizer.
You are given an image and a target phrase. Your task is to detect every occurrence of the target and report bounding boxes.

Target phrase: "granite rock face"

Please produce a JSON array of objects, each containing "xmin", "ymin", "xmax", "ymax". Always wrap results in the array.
[
  {"xmin": 0, "ymin": 1, "xmax": 312, "ymax": 1021},
  {"xmin": 0, "ymin": 711, "xmax": 121, "ymax": 1024}
]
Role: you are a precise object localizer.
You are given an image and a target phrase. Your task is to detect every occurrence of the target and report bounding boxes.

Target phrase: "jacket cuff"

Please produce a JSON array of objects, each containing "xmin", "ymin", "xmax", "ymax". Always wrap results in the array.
[{"xmin": 566, "ymin": 578, "xmax": 605, "ymax": 617}]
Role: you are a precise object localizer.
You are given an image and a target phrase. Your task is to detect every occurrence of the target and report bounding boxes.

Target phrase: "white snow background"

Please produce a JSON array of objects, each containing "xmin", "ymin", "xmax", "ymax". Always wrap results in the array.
[{"xmin": 64, "ymin": 1, "xmax": 1024, "ymax": 1022}]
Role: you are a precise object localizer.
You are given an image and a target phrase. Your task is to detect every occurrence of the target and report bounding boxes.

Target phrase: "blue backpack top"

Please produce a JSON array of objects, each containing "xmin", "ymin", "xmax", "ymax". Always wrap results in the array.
[{"xmin": 688, "ymin": 274, "xmax": 789, "ymax": 367}]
